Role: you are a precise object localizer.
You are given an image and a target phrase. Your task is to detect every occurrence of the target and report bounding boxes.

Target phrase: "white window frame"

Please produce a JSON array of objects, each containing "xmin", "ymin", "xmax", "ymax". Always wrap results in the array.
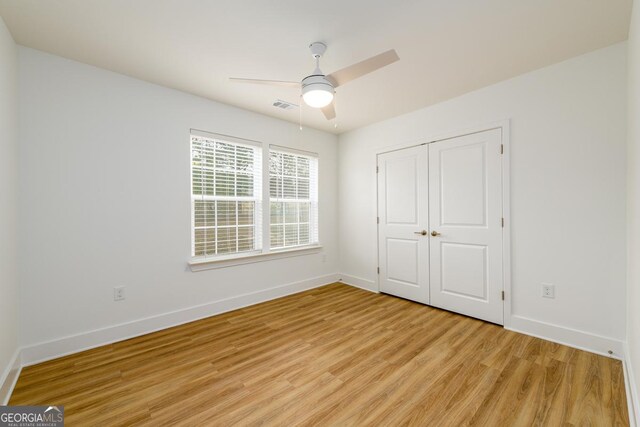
[
  {"xmin": 190, "ymin": 130, "xmax": 263, "ymax": 260},
  {"xmin": 189, "ymin": 130, "xmax": 321, "ymax": 271},
  {"xmin": 268, "ymin": 146, "xmax": 319, "ymax": 250}
]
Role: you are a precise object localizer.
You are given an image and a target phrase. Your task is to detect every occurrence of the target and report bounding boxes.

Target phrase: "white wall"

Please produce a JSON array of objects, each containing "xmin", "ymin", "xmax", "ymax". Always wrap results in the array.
[
  {"xmin": 0, "ymin": 18, "xmax": 18, "ymax": 404},
  {"xmin": 17, "ymin": 47, "xmax": 338, "ymax": 355},
  {"xmin": 627, "ymin": 0, "xmax": 640, "ymax": 419},
  {"xmin": 0, "ymin": 15, "xmax": 19, "ymax": 401},
  {"xmin": 338, "ymin": 43, "xmax": 627, "ymax": 352}
]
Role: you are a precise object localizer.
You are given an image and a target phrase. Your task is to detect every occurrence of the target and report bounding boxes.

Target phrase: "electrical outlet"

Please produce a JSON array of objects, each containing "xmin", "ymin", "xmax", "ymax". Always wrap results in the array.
[
  {"xmin": 114, "ymin": 286, "xmax": 125, "ymax": 301},
  {"xmin": 542, "ymin": 283, "xmax": 555, "ymax": 299}
]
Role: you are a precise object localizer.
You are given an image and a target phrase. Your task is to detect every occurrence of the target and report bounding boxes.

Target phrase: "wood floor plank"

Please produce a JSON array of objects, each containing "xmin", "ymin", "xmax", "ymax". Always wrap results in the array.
[{"xmin": 9, "ymin": 283, "xmax": 628, "ymax": 426}]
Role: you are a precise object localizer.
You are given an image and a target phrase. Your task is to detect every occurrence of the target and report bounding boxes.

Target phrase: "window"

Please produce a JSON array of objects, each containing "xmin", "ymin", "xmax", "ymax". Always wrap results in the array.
[
  {"xmin": 190, "ymin": 131, "xmax": 319, "ymax": 262},
  {"xmin": 191, "ymin": 134, "xmax": 262, "ymax": 257},
  {"xmin": 269, "ymin": 150, "xmax": 319, "ymax": 249}
]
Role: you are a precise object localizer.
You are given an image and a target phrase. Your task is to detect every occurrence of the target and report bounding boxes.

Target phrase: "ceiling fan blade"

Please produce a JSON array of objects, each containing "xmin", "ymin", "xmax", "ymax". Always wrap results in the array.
[
  {"xmin": 325, "ymin": 49, "xmax": 399, "ymax": 87},
  {"xmin": 229, "ymin": 78, "xmax": 300, "ymax": 88},
  {"xmin": 321, "ymin": 102, "xmax": 336, "ymax": 121}
]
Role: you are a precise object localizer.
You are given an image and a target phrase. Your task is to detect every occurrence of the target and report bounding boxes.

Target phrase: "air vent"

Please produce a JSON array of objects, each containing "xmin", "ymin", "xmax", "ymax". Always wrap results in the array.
[{"xmin": 272, "ymin": 99, "xmax": 298, "ymax": 110}]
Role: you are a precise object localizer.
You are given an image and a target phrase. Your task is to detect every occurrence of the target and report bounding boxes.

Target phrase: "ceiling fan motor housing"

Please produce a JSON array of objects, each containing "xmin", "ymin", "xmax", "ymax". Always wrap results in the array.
[{"xmin": 301, "ymin": 75, "xmax": 334, "ymax": 92}]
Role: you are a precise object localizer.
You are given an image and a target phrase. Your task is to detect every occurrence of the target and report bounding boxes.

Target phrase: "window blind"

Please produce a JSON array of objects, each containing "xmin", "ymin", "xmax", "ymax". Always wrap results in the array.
[
  {"xmin": 191, "ymin": 134, "xmax": 262, "ymax": 258},
  {"xmin": 269, "ymin": 149, "xmax": 319, "ymax": 249}
]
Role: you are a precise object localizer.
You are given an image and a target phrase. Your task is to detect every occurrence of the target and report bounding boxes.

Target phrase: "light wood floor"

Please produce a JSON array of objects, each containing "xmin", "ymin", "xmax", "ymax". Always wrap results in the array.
[{"xmin": 10, "ymin": 283, "xmax": 628, "ymax": 426}]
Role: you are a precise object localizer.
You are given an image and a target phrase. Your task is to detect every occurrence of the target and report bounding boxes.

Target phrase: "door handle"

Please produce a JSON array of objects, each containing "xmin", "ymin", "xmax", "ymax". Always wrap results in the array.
[
  {"xmin": 431, "ymin": 231, "xmax": 441, "ymax": 237},
  {"xmin": 414, "ymin": 230, "xmax": 427, "ymax": 236}
]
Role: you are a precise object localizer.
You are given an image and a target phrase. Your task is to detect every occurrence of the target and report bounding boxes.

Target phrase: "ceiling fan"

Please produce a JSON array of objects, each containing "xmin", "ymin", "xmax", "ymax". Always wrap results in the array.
[{"xmin": 230, "ymin": 42, "xmax": 400, "ymax": 121}]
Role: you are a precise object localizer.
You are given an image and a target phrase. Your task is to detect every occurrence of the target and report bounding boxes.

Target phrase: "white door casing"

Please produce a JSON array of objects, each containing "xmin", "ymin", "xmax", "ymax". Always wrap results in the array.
[
  {"xmin": 377, "ymin": 145, "xmax": 430, "ymax": 304},
  {"xmin": 428, "ymin": 128, "xmax": 503, "ymax": 324}
]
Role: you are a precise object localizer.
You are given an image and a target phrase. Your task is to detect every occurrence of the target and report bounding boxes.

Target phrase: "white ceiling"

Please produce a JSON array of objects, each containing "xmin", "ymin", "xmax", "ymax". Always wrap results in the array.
[{"xmin": 0, "ymin": 0, "xmax": 632, "ymax": 134}]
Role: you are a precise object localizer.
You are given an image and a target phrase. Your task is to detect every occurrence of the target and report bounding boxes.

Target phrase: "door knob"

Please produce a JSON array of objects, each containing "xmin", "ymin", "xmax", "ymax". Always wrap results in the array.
[
  {"xmin": 431, "ymin": 231, "xmax": 441, "ymax": 237},
  {"xmin": 414, "ymin": 230, "xmax": 427, "ymax": 235}
]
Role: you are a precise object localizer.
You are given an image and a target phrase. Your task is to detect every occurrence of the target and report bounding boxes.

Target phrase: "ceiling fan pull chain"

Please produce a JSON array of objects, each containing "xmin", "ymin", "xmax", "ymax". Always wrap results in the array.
[{"xmin": 299, "ymin": 92, "xmax": 303, "ymax": 131}]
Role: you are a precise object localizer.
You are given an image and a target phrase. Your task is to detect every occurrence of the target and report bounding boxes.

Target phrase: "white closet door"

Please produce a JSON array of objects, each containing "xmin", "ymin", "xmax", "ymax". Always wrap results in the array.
[
  {"xmin": 377, "ymin": 145, "xmax": 430, "ymax": 304},
  {"xmin": 428, "ymin": 129, "xmax": 504, "ymax": 324}
]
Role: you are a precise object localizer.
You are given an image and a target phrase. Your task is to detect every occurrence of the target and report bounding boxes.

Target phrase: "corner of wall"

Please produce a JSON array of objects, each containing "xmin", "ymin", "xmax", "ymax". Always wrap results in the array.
[
  {"xmin": 624, "ymin": 343, "xmax": 640, "ymax": 426},
  {"xmin": 0, "ymin": 350, "xmax": 21, "ymax": 405},
  {"xmin": 0, "ymin": 13, "xmax": 21, "ymax": 408},
  {"xmin": 339, "ymin": 274, "xmax": 378, "ymax": 293},
  {"xmin": 627, "ymin": 0, "xmax": 640, "ymax": 425}
]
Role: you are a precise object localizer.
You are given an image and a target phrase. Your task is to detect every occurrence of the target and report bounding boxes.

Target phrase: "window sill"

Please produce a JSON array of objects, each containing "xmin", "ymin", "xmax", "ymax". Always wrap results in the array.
[{"xmin": 188, "ymin": 245, "xmax": 323, "ymax": 272}]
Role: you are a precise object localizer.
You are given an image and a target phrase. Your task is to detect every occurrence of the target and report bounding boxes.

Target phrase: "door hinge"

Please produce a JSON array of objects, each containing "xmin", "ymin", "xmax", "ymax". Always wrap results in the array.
[
  {"xmin": 501, "ymin": 217, "xmax": 504, "ymax": 227},
  {"xmin": 376, "ymin": 166, "xmax": 379, "ymax": 173},
  {"xmin": 501, "ymin": 291, "xmax": 505, "ymax": 301},
  {"xmin": 377, "ymin": 217, "xmax": 380, "ymax": 224},
  {"xmin": 500, "ymin": 144, "xmax": 504, "ymax": 154},
  {"xmin": 377, "ymin": 267, "xmax": 380, "ymax": 274}
]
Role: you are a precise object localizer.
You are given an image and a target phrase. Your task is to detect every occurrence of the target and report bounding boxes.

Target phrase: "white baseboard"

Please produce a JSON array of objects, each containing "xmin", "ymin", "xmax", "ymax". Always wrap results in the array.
[
  {"xmin": 20, "ymin": 273, "xmax": 340, "ymax": 367},
  {"xmin": 624, "ymin": 343, "xmax": 640, "ymax": 427},
  {"xmin": 339, "ymin": 273, "xmax": 378, "ymax": 293},
  {"xmin": 506, "ymin": 315, "xmax": 624, "ymax": 359},
  {"xmin": 0, "ymin": 349, "xmax": 22, "ymax": 405}
]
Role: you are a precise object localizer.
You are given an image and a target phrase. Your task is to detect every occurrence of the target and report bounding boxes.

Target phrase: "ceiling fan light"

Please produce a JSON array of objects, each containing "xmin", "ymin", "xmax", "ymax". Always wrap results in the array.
[
  {"xmin": 303, "ymin": 88, "xmax": 334, "ymax": 108},
  {"xmin": 301, "ymin": 75, "xmax": 335, "ymax": 108}
]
